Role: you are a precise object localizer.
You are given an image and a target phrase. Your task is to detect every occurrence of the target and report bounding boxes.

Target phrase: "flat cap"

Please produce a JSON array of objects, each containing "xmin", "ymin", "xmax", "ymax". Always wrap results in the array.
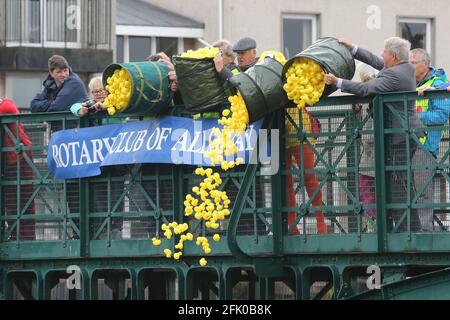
[{"xmin": 233, "ymin": 37, "xmax": 257, "ymax": 52}]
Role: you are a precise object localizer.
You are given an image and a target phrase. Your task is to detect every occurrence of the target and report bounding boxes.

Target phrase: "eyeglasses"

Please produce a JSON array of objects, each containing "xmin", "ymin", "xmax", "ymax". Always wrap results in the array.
[{"xmin": 91, "ymin": 89, "xmax": 106, "ymax": 95}]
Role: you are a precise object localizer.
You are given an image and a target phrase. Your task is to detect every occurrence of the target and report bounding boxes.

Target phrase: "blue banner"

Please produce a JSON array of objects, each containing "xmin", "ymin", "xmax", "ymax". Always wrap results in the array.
[{"xmin": 48, "ymin": 116, "xmax": 263, "ymax": 179}]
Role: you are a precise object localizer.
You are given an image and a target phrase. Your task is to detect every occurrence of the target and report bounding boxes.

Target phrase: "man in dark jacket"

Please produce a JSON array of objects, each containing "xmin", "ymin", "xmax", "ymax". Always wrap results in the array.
[
  {"xmin": 30, "ymin": 55, "xmax": 87, "ymax": 218},
  {"xmin": 31, "ymin": 55, "xmax": 88, "ymax": 113}
]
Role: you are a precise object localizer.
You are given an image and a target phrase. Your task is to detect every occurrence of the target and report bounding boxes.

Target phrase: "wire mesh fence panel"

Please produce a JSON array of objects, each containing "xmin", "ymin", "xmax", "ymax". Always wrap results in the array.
[
  {"xmin": 382, "ymin": 95, "xmax": 450, "ymax": 233},
  {"xmin": 283, "ymin": 102, "xmax": 372, "ymax": 236},
  {"xmin": 89, "ymin": 164, "xmax": 174, "ymax": 240},
  {"xmin": 1, "ymin": 117, "xmax": 82, "ymax": 242},
  {"xmin": 184, "ymin": 163, "xmax": 272, "ymax": 239}
]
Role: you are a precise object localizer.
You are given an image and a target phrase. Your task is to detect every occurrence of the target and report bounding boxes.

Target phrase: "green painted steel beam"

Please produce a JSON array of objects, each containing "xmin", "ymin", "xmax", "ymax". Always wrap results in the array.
[
  {"xmin": 349, "ymin": 267, "xmax": 450, "ymax": 300},
  {"xmin": 227, "ymin": 117, "xmax": 268, "ymax": 264},
  {"xmin": 373, "ymin": 95, "xmax": 388, "ymax": 252}
]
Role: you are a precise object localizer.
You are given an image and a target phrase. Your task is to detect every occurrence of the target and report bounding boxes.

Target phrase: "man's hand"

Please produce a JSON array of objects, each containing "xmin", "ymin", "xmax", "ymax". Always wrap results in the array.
[
  {"xmin": 324, "ymin": 73, "xmax": 338, "ymax": 85},
  {"xmin": 168, "ymin": 70, "xmax": 177, "ymax": 82},
  {"xmin": 92, "ymin": 101, "xmax": 104, "ymax": 112},
  {"xmin": 418, "ymin": 85, "xmax": 435, "ymax": 96},
  {"xmin": 338, "ymin": 38, "xmax": 354, "ymax": 50},
  {"xmin": 160, "ymin": 57, "xmax": 175, "ymax": 71},
  {"xmin": 167, "ymin": 70, "xmax": 178, "ymax": 92},
  {"xmin": 214, "ymin": 54, "xmax": 224, "ymax": 73},
  {"xmin": 77, "ymin": 107, "xmax": 89, "ymax": 117},
  {"xmin": 354, "ymin": 103, "xmax": 363, "ymax": 114}
]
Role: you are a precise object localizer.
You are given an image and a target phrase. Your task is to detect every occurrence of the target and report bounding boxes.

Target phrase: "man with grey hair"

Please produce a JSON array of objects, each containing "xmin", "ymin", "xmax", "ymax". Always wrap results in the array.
[
  {"xmin": 325, "ymin": 37, "xmax": 423, "ymax": 232},
  {"xmin": 410, "ymin": 48, "xmax": 449, "ymax": 231},
  {"xmin": 324, "ymin": 37, "xmax": 414, "ymax": 95},
  {"xmin": 213, "ymin": 39, "xmax": 240, "ymax": 81}
]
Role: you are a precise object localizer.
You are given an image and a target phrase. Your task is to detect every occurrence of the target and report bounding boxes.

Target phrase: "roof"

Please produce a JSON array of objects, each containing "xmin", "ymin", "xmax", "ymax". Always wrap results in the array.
[{"xmin": 117, "ymin": 0, "xmax": 204, "ymax": 29}]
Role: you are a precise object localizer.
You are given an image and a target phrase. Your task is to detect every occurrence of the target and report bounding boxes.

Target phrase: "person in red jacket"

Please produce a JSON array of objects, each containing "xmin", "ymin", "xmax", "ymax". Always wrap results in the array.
[{"xmin": 0, "ymin": 98, "xmax": 35, "ymax": 240}]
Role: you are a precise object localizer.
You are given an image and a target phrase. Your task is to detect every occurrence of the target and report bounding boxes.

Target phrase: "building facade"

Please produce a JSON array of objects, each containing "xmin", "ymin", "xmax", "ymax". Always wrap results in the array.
[
  {"xmin": 1, "ymin": 0, "xmax": 448, "ymax": 107},
  {"xmin": 0, "ymin": 0, "xmax": 115, "ymax": 110},
  {"xmin": 145, "ymin": 0, "xmax": 450, "ymax": 73},
  {"xmin": 115, "ymin": 0, "xmax": 204, "ymax": 64}
]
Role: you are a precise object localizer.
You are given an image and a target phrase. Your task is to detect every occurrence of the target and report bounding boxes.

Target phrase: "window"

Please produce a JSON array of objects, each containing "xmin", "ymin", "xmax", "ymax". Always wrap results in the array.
[
  {"xmin": 5, "ymin": 0, "xmax": 92, "ymax": 47},
  {"xmin": 399, "ymin": 18, "xmax": 432, "ymax": 53},
  {"xmin": 23, "ymin": 0, "xmax": 41, "ymax": 43},
  {"xmin": 116, "ymin": 35, "xmax": 183, "ymax": 63},
  {"xmin": 87, "ymin": 0, "xmax": 112, "ymax": 48},
  {"xmin": 45, "ymin": 0, "xmax": 79, "ymax": 44},
  {"xmin": 282, "ymin": 14, "xmax": 317, "ymax": 59},
  {"xmin": 129, "ymin": 37, "xmax": 151, "ymax": 62},
  {"xmin": 116, "ymin": 36, "xmax": 124, "ymax": 63},
  {"xmin": 156, "ymin": 37, "xmax": 179, "ymax": 58},
  {"xmin": 6, "ymin": 0, "xmax": 22, "ymax": 42},
  {"xmin": 6, "ymin": 0, "xmax": 40, "ymax": 43}
]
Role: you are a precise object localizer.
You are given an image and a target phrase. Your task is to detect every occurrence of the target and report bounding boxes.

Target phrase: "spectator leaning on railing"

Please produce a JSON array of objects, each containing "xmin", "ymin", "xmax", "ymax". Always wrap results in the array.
[
  {"xmin": 30, "ymin": 55, "xmax": 88, "ymax": 218},
  {"xmin": 31, "ymin": 55, "xmax": 88, "ymax": 113},
  {"xmin": 70, "ymin": 76, "xmax": 108, "ymax": 117},
  {"xmin": 411, "ymin": 48, "xmax": 449, "ymax": 157}
]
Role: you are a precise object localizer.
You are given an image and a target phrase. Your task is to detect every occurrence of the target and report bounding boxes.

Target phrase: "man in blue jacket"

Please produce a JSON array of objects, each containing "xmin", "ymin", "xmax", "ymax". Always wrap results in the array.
[
  {"xmin": 410, "ymin": 48, "xmax": 449, "ymax": 231},
  {"xmin": 411, "ymin": 48, "xmax": 449, "ymax": 156},
  {"xmin": 30, "ymin": 55, "xmax": 88, "ymax": 218},
  {"xmin": 31, "ymin": 55, "xmax": 88, "ymax": 113}
]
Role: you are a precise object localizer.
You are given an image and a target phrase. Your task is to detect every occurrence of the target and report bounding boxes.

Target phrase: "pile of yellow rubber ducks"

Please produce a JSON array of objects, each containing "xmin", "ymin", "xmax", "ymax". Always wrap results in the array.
[
  {"xmin": 103, "ymin": 68, "xmax": 132, "ymax": 116},
  {"xmin": 283, "ymin": 58, "xmax": 325, "ymax": 109},
  {"xmin": 179, "ymin": 47, "xmax": 220, "ymax": 59},
  {"xmin": 151, "ymin": 50, "xmax": 289, "ymax": 267}
]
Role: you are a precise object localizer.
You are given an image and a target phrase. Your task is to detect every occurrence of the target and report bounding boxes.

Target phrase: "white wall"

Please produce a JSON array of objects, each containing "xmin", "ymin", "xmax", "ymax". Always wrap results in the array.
[
  {"xmin": 146, "ymin": 0, "xmax": 450, "ymax": 73},
  {"xmin": 144, "ymin": 0, "xmax": 219, "ymax": 45},
  {"xmin": 0, "ymin": 72, "xmax": 5, "ymax": 98},
  {"xmin": 5, "ymin": 72, "xmax": 48, "ymax": 110}
]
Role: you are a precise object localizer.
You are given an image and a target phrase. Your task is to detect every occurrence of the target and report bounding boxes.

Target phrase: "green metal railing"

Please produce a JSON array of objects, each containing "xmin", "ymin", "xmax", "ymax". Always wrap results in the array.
[{"xmin": 2, "ymin": 90, "xmax": 450, "ymax": 300}]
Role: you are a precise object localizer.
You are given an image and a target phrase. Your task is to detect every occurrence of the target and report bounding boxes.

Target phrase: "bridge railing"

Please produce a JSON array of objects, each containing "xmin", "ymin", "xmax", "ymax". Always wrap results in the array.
[
  {"xmin": 1, "ymin": 90, "xmax": 450, "ymax": 261},
  {"xmin": 279, "ymin": 90, "xmax": 450, "ymax": 255}
]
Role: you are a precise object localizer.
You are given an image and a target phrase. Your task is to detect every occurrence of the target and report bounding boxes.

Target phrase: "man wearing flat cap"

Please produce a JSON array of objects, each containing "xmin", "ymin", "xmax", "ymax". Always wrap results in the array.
[
  {"xmin": 233, "ymin": 37, "xmax": 258, "ymax": 72},
  {"xmin": 214, "ymin": 36, "xmax": 258, "ymax": 81}
]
